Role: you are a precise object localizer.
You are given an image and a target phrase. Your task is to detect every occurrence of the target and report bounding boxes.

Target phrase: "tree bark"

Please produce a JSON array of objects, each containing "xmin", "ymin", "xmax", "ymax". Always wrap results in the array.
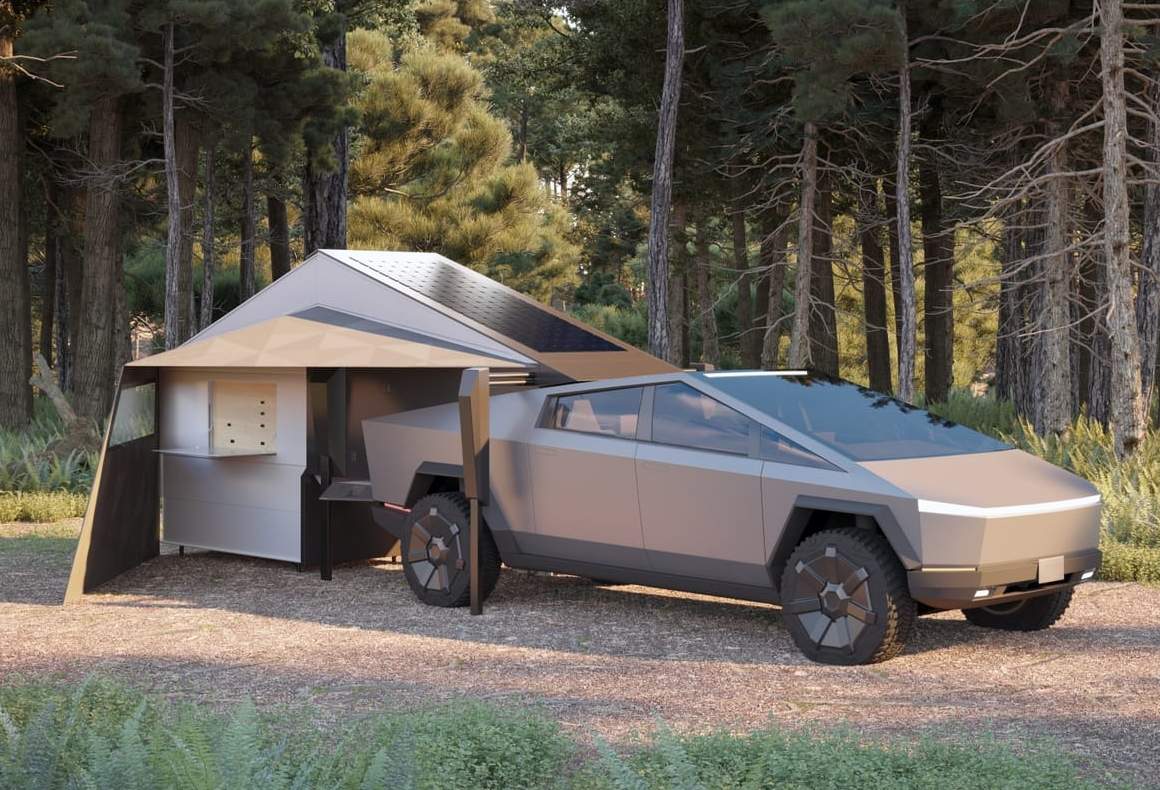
[
  {"xmin": 646, "ymin": 0, "xmax": 684, "ymax": 363},
  {"xmin": 200, "ymin": 146, "xmax": 216, "ymax": 329},
  {"xmin": 694, "ymin": 221, "xmax": 719, "ymax": 366},
  {"xmin": 995, "ymin": 202, "xmax": 1023, "ymax": 404},
  {"xmin": 58, "ymin": 185, "xmax": 83, "ymax": 391},
  {"xmin": 861, "ymin": 186, "xmax": 892, "ymax": 393},
  {"xmin": 176, "ymin": 110, "xmax": 198, "ymax": 342},
  {"xmin": 732, "ymin": 205, "xmax": 756, "ymax": 368},
  {"xmin": 1036, "ymin": 78, "xmax": 1073, "ymax": 435},
  {"xmin": 1137, "ymin": 77, "xmax": 1160, "ymax": 412},
  {"xmin": 809, "ymin": 177, "xmax": 838, "ymax": 375},
  {"xmin": 0, "ymin": 31, "xmax": 32, "ymax": 428},
  {"xmin": 789, "ymin": 122, "xmax": 817, "ymax": 368},
  {"xmin": 759, "ymin": 209, "xmax": 788, "ymax": 369},
  {"xmin": 267, "ymin": 194, "xmax": 291, "ymax": 280},
  {"xmin": 668, "ymin": 201, "xmax": 687, "ymax": 366},
  {"xmin": 1073, "ymin": 246, "xmax": 1096, "ymax": 417},
  {"xmin": 162, "ymin": 22, "xmax": 183, "ymax": 350},
  {"xmin": 73, "ymin": 96, "xmax": 123, "ymax": 422},
  {"xmin": 883, "ymin": 176, "xmax": 903, "ymax": 361},
  {"xmin": 40, "ymin": 177, "xmax": 59, "ymax": 367},
  {"xmin": 894, "ymin": 10, "xmax": 918, "ymax": 404},
  {"xmin": 919, "ymin": 128, "xmax": 953, "ymax": 404},
  {"xmin": 1099, "ymin": 0, "xmax": 1144, "ymax": 456},
  {"xmin": 239, "ymin": 138, "xmax": 256, "ymax": 300},
  {"xmin": 305, "ymin": 21, "xmax": 349, "ymax": 254}
]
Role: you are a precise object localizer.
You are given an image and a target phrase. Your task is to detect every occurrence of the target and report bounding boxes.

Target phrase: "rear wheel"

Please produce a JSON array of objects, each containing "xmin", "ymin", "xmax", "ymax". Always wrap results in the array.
[
  {"xmin": 962, "ymin": 588, "xmax": 1073, "ymax": 631},
  {"xmin": 779, "ymin": 528, "xmax": 915, "ymax": 665},
  {"xmin": 401, "ymin": 493, "xmax": 500, "ymax": 607}
]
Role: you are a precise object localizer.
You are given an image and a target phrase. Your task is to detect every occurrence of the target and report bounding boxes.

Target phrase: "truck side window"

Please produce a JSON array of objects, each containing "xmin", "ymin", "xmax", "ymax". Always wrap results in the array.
[
  {"xmin": 651, "ymin": 383, "xmax": 750, "ymax": 455},
  {"xmin": 759, "ymin": 425, "xmax": 839, "ymax": 470},
  {"xmin": 551, "ymin": 387, "xmax": 642, "ymax": 439}
]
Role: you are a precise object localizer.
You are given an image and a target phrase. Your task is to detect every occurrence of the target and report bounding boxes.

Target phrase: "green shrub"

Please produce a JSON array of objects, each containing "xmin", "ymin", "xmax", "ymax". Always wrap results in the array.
[
  {"xmin": 0, "ymin": 492, "xmax": 88, "ymax": 523},
  {"xmin": 0, "ymin": 681, "xmax": 1108, "ymax": 790},
  {"xmin": 0, "ymin": 409, "xmax": 98, "ymax": 494}
]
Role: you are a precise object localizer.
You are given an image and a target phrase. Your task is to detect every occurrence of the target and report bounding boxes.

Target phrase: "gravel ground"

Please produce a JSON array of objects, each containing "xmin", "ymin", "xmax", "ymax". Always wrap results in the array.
[{"xmin": 2, "ymin": 520, "xmax": 1159, "ymax": 785}]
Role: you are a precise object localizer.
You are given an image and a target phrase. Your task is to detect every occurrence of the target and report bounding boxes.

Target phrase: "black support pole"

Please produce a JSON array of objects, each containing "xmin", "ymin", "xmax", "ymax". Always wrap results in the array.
[{"xmin": 457, "ymin": 367, "xmax": 490, "ymax": 616}]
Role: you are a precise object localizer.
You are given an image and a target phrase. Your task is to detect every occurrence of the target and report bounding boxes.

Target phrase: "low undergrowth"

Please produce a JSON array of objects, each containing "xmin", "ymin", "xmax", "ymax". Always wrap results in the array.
[
  {"xmin": 0, "ymin": 680, "xmax": 1106, "ymax": 789},
  {"xmin": 0, "ymin": 492, "xmax": 88, "ymax": 523},
  {"xmin": 932, "ymin": 391, "xmax": 1160, "ymax": 583}
]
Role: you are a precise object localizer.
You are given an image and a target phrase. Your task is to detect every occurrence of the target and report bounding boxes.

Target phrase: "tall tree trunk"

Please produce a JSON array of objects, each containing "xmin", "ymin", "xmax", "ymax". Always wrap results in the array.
[
  {"xmin": 789, "ymin": 122, "xmax": 817, "ymax": 368},
  {"xmin": 113, "ymin": 248, "xmax": 130, "ymax": 372},
  {"xmin": 267, "ymin": 194, "xmax": 291, "ymax": 280},
  {"xmin": 40, "ymin": 177, "xmax": 60, "ymax": 367},
  {"xmin": 694, "ymin": 221, "xmax": 720, "ymax": 366},
  {"xmin": 919, "ymin": 128, "xmax": 953, "ymax": 404},
  {"xmin": 0, "ymin": 31, "xmax": 32, "ymax": 428},
  {"xmin": 1073, "ymin": 247, "xmax": 1096, "ymax": 416},
  {"xmin": 1137, "ymin": 77, "xmax": 1160, "ymax": 413},
  {"xmin": 305, "ymin": 20, "xmax": 348, "ymax": 254},
  {"xmin": 883, "ymin": 176, "xmax": 903, "ymax": 361},
  {"xmin": 810, "ymin": 177, "xmax": 838, "ymax": 375},
  {"xmin": 1100, "ymin": 0, "xmax": 1144, "ymax": 456},
  {"xmin": 646, "ymin": 0, "xmax": 684, "ymax": 362},
  {"xmin": 668, "ymin": 201, "xmax": 687, "ymax": 366},
  {"xmin": 73, "ymin": 96, "xmax": 123, "ymax": 422},
  {"xmin": 162, "ymin": 22, "xmax": 183, "ymax": 350},
  {"xmin": 861, "ymin": 186, "xmax": 891, "ymax": 392},
  {"xmin": 894, "ymin": 12, "xmax": 918, "ymax": 403},
  {"xmin": 176, "ymin": 111, "xmax": 198, "ymax": 342},
  {"xmin": 1037, "ymin": 79, "xmax": 1073, "ymax": 435},
  {"xmin": 732, "ymin": 205, "xmax": 755, "ymax": 367},
  {"xmin": 995, "ymin": 202, "xmax": 1023, "ymax": 403},
  {"xmin": 759, "ymin": 208, "xmax": 788, "ymax": 369},
  {"xmin": 239, "ymin": 139, "xmax": 256, "ymax": 300},
  {"xmin": 1020, "ymin": 200, "xmax": 1046, "ymax": 422},
  {"xmin": 58, "ymin": 185, "xmax": 83, "ymax": 390},
  {"xmin": 200, "ymin": 146, "xmax": 216, "ymax": 330}
]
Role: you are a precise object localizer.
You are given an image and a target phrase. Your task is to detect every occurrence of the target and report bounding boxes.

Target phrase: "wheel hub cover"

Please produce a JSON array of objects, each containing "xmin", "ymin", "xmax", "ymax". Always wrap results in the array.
[
  {"xmin": 407, "ymin": 508, "xmax": 464, "ymax": 592},
  {"xmin": 787, "ymin": 544, "xmax": 878, "ymax": 653}
]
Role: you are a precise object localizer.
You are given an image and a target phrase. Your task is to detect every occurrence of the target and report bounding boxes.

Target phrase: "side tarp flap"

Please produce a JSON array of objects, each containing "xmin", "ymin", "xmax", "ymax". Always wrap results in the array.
[{"xmin": 63, "ymin": 366, "xmax": 160, "ymax": 603}]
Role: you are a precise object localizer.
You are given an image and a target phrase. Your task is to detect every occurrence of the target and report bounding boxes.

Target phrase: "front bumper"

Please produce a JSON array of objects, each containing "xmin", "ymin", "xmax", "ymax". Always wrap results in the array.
[{"xmin": 907, "ymin": 548, "xmax": 1101, "ymax": 610}]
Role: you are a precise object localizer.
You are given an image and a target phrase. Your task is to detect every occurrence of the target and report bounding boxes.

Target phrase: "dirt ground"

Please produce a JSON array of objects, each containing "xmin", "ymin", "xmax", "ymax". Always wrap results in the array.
[{"xmin": 2, "ymin": 520, "xmax": 1159, "ymax": 786}]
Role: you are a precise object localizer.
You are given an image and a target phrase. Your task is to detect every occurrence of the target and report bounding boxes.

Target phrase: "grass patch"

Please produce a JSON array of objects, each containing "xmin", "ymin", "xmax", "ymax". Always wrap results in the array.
[
  {"xmin": 0, "ymin": 680, "xmax": 1106, "ymax": 789},
  {"xmin": 0, "ymin": 492, "xmax": 88, "ymax": 523},
  {"xmin": 932, "ymin": 391, "xmax": 1160, "ymax": 584}
]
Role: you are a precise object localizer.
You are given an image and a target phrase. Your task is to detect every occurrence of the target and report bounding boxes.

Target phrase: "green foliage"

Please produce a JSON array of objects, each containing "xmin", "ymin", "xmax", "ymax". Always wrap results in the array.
[
  {"xmin": 571, "ymin": 302, "xmax": 648, "ymax": 351},
  {"xmin": 347, "ymin": 28, "xmax": 580, "ymax": 302},
  {"xmin": 0, "ymin": 410, "xmax": 98, "ymax": 495},
  {"xmin": 0, "ymin": 492, "xmax": 88, "ymax": 523},
  {"xmin": 932, "ymin": 391, "xmax": 1160, "ymax": 583},
  {"xmin": 0, "ymin": 681, "xmax": 1105, "ymax": 790},
  {"xmin": 577, "ymin": 726, "xmax": 1100, "ymax": 790}
]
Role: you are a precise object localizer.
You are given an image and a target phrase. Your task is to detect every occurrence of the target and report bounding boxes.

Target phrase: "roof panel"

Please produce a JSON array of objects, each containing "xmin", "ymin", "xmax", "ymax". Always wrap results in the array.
[{"xmin": 348, "ymin": 254, "xmax": 623, "ymax": 353}]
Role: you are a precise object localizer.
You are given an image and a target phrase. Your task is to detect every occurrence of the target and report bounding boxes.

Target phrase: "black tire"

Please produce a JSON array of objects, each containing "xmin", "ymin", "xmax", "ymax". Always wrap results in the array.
[
  {"xmin": 779, "ymin": 527, "xmax": 915, "ymax": 665},
  {"xmin": 401, "ymin": 493, "xmax": 501, "ymax": 607},
  {"xmin": 962, "ymin": 588, "xmax": 1073, "ymax": 631}
]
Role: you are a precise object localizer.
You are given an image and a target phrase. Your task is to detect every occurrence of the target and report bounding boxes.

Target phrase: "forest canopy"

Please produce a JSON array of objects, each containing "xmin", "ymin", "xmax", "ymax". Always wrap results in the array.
[{"xmin": 2, "ymin": 0, "xmax": 1160, "ymax": 459}]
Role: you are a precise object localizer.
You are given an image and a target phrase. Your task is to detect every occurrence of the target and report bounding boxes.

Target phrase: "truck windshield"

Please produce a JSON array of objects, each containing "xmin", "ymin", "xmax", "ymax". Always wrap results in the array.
[{"xmin": 700, "ymin": 372, "xmax": 1010, "ymax": 461}]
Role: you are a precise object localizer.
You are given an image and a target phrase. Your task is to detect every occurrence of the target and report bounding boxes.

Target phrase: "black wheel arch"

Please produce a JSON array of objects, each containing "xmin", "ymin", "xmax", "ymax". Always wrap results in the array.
[
  {"xmin": 404, "ymin": 461, "xmax": 464, "ymax": 508},
  {"xmin": 767, "ymin": 496, "xmax": 919, "ymax": 598}
]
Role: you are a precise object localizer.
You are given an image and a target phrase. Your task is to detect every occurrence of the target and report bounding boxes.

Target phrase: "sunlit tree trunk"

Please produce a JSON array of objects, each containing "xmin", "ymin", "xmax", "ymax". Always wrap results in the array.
[
  {"xmin": 759, "ymin": 208, "xmax": 788, "ymax": 370},
  {"xmin": 789, "ymin": 122, "xmax": 817, "ymax": 368},
  {"xmin": 894, "ymin": 10, "xmax": 918, "ymax": 403},
  {"xmin": 861, "ymin": 186, "xmax": 891, "ymax": 393}
]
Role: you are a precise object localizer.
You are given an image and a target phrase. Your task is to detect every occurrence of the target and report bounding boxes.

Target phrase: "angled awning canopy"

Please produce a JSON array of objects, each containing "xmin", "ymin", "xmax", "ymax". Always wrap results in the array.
[{"xmin": 128, "ymin": 307, "xmax": 530, "ymax": 370}]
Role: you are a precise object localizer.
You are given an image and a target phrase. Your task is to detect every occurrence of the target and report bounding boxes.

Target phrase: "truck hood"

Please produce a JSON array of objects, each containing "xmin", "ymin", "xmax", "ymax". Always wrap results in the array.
[{"xmin": 860, "ymin": 448, "xmax": 1099, "ymax": 515}]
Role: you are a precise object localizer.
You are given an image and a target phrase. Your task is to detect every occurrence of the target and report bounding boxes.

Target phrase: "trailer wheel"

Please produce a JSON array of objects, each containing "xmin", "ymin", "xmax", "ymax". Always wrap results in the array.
[
  {"xmin": 962, "ymin": 588, "xmax": 1073, "ymax": 631},
  {"xmin": 779, "ymin": 527, "xmax": 915, "ymax": 665},
  {"xmin": 401, "ymin": 492, "xmax": 500, "ymax": 607}
]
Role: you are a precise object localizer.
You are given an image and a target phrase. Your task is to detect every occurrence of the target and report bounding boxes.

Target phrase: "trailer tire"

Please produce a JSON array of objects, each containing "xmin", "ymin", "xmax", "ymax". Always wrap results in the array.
[{"xmin": 401, "ymin": 492, "xmax": 500, "ymax": 607}]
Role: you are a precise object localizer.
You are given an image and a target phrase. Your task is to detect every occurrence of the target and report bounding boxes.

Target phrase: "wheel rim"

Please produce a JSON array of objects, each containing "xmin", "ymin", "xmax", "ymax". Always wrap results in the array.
[
  {"xmin": 785, "ymin": 543, "xmax": 878, "ymax": 653},
  {"xmin": 407, "ymin": 507, "xmax": 465, "ymax": 593}
]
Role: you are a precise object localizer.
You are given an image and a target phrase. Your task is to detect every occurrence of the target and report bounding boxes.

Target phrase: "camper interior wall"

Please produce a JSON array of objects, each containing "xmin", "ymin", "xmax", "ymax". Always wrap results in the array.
[{"xmin": 159, "ymin": 367, "xmax": 307, "ymax": 562}]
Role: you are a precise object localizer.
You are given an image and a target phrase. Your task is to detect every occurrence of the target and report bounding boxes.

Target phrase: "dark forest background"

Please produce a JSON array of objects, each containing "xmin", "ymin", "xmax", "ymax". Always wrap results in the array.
[{"xmin": 3, "ymin": 0, "xmax": 1160, "ymax": 463}]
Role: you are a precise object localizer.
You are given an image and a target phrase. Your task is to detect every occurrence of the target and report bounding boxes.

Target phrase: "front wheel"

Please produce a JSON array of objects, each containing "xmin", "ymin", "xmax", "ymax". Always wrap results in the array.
[
  {"xmin": 401, "ymin": 493, "xmax": 501, "ymax": 607},
  {"xmin": 962, "ymin": 588, "xmax": 1073, "ymax": 631},
  {"xmin": 779, "ymin": 528, "xmax": 915, "ymax": 665}
]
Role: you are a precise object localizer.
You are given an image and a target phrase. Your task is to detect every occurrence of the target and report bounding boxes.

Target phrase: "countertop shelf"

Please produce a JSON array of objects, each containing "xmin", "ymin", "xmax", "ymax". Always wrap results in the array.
[{"xmin": 155, "ymin": 447, "xmax": 277, "ymax": 458}]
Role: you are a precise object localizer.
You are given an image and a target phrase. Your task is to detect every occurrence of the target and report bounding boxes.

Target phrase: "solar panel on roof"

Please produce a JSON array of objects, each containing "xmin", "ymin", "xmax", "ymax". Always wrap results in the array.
[{"xmin": 356, "ymin": 256, "xmax": 623, "ymax": 354}]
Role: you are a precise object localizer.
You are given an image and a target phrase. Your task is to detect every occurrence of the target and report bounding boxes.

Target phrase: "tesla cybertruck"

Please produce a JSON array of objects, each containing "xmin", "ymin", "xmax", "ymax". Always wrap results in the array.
[{"xmin": 363, "ymin": 371, "xmax": 1101, "ymax": 665}]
